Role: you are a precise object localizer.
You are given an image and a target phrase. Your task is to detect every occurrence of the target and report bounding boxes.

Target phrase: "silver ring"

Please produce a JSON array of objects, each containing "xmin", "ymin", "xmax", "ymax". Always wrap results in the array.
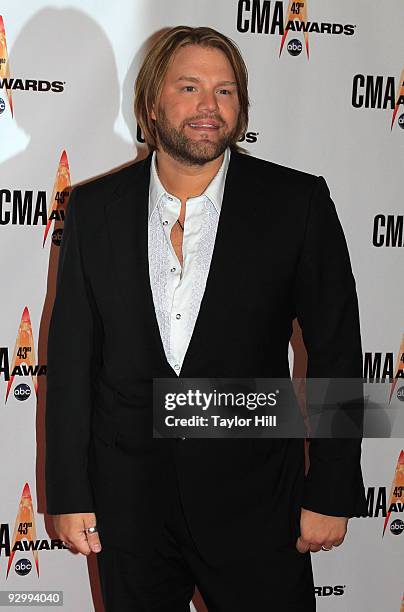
[
  {"xmin": 85, "ymin": 525, "xmax": 98, "ymax": 534},
  {"xmin": 321, "ymin": 545, "xmax": 332, "ymax": 551}
]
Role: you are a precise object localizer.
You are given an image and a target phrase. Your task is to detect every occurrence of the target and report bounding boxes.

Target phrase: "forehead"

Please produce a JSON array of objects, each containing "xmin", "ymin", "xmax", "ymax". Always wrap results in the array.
[{"xmin": 166, "ymin": 44, "xmax": 236, "ymax": 80}]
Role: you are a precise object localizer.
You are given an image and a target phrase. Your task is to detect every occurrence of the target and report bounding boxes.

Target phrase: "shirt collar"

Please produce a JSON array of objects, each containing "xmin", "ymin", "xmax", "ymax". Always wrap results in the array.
[{"xmin": 148, "ymin": 146, "xmax": 231, "ymax": 219}]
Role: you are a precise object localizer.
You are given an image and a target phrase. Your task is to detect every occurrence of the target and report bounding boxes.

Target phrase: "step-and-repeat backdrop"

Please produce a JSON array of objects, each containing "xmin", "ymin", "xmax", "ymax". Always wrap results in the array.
[{"xmin": 0, "ymin": 1, "xmax": 403, "ymax": 610}]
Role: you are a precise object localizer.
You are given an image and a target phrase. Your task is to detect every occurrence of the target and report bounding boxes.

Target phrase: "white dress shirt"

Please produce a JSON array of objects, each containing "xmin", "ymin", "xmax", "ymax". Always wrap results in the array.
[{"xmin": 148, "ymin": 146, "xmax": 231, "ymax": 376}]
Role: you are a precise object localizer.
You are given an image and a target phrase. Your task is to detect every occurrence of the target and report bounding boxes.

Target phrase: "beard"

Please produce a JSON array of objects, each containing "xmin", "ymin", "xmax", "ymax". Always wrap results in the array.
[{"xmin": 154, "ymin": 105, "xmax": 237, "ymax": 166}]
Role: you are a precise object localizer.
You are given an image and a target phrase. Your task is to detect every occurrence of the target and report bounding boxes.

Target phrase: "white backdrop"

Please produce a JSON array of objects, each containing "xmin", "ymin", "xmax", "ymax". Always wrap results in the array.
[{"xmin": 0, "ymin": 1, "xmax": 403, "ymax": 610}]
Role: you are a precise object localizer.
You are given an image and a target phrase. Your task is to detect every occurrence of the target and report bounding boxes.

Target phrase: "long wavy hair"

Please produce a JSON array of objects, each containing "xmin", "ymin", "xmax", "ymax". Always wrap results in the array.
[{"xmin": 134, "ymin": 25, "xmax": 250, "ymax": 153}]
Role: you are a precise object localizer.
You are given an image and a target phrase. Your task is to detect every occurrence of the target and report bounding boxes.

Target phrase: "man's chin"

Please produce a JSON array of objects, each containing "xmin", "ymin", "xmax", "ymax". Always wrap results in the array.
[
  {"xmin": 182, "ymin": 140, "xmax": 229, "ymax": 164},
  {"xmin": 157, "ymin": 132, "xmax": 230, "ymax": 165},
  {"xmin": 183, "ymin": 152, "xmax": 223, "ymax": 165}
]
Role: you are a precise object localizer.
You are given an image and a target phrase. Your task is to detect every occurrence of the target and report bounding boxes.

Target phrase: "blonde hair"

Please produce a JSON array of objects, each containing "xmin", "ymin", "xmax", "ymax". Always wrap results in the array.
[{"xmin": 134, "ymin": 26, "xmax": 250, "ymax": 153}]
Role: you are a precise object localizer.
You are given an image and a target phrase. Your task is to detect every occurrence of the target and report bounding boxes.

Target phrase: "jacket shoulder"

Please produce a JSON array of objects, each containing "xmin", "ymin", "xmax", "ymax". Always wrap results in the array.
[
  {"xmin": 71, "ymin": 155, "xmax": 148, "ymax": 205},
  {"xmin": 233, "ymin": 150, "xmax": 320, "ymax": 194}
]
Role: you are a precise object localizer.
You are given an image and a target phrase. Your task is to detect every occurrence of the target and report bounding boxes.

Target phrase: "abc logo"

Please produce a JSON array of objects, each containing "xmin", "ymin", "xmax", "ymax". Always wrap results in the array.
[
  {"xmin": 14, "ymin": 383, "xmax": 31, "ymax": 401},
  {"xmin": 390, "ymin": 519, "xmax": 404, "ymax": 535},
  {"xmin": 287, "ymin": 39, "xmax": 303, "ymax": 56},
  {"xmin": 397, "ymin": 386, "xmax": 404, "ymax": 402},
  {"xmin": 52, "ymin": 228, "xmax": 63, "ymax": 247},
  {"xmin": 398, "ymin": 114, "xmax": 404, "ymax": 130},
  {"xmin": 0, "ymin": 98, "xmax": 5, "ymax": 114},
  {"xmin": 15, "ymin": 558, "xmax": 32, "ymax": 576}
]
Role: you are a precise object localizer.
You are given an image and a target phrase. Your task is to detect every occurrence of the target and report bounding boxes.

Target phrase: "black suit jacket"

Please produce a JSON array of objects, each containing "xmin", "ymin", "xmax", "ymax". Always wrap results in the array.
[{"xmin": 45, "ymin": 149, "xmax": 368, "ymax": 556}]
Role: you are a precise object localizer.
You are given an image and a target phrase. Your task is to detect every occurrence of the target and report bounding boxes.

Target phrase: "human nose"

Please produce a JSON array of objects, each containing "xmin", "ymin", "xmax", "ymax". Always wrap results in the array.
[{"xmin": 196, "ymin": 89, "xmax": 219, "ymax": 113}]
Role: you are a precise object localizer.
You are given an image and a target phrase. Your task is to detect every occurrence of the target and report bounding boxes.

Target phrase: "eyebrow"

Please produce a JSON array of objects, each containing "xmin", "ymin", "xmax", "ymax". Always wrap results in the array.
[{"xmin": 176, "ymin": 75, "xmax": 237, "ymax": 86}]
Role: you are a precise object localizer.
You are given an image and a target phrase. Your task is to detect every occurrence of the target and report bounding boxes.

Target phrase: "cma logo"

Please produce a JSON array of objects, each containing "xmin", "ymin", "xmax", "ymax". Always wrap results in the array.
[
  {"xmin": 236, "ymin": 1, "xmax": 355, "ymax": 36},
  {"xmin": 0, "ymin": 524, "xmax": 66, "ymax": 558},
  {"xmin": 373, "ymin": 215, "xmax": 404, "ymax": 247},
  {"xmin": 352, "ymin": 69, "xmax": 404, "ymax": 129},
  {"xmin": 0, "ymin": 347, "xmax": 47, "ymax": 380},
  {"xmin": 315, "ymin": 585, "xmax": 346, "ymax": 597},
  {"xmin": 366, "ymin": 486, "xmax": 404, "ymax": 518},
  {"xmin": 363, "ymin": 352, "xmax": 404, "ymax": 380},
  {"xmin": 0, "ymin": 190, "xmax": 67, "ymax": 226},
  {"xmin": 136, "ymin": 125, "xmax": 259, "ymax": 145},
  {"xmin": 352, "ymin": 74, "xmax": 404, "ymax": 109}
]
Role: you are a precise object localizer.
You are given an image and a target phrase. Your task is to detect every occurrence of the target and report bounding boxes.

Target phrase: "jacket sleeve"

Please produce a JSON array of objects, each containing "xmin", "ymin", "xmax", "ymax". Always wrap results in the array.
[
  {"xmin": 294, "ymin": 176, "xmax": 368, "ymax": 517},
  {"xmin": 45, "ymin": 186, "xmax": 96, "ymax": 515}
]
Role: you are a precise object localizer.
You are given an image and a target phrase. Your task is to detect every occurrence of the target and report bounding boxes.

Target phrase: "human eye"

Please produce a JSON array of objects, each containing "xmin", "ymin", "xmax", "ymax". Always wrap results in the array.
[
  {"xmin": 217, "ymin": 88, "xmax": 232, "ymax": 95},
  {"xmin": 182, "ymin": 85, "xmax": 196, "ymax": 92}
]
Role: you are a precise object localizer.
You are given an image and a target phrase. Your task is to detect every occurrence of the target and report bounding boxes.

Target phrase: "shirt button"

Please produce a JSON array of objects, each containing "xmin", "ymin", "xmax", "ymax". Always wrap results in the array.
[
  {"xmin": 174, "ymin": 364, "xmax": 180, "ymax": 370},
  {"xmin": 162, "ymin": 220, "xmax": 168, "ymax": 226},
  {"xmin": 170, "ymin": 267, "xmax": 176, "ymax": 273},
  {"xmin": 176, "ymin": 313, "xmax": 181, "ymax": 319}
]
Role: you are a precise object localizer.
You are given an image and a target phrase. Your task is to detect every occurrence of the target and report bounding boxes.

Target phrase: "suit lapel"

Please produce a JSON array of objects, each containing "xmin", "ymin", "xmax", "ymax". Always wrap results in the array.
[
  {"xmin": 104, "ymin": 148, "xmax": 250, "ymax": 377},
  {"xmin": 180, "ymin": 149, "xmax": 250, "ymax": 376},
  {"xmin": 104, "ymin": 152, "xmax": 173, "ymax": 375}
]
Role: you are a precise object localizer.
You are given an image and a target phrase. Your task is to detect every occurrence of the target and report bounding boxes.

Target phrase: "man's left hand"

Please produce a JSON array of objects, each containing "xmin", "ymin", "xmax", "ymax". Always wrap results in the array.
[{"xmin": 295, "ymin": 507, "xmax": 348, "ymax": 553}]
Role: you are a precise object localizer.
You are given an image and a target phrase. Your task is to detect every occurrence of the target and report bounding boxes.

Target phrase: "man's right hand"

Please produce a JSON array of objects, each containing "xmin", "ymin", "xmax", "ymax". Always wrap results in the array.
[{"xmin": 52, "ymin": 512, "xmax": 102, "ymax": 555}]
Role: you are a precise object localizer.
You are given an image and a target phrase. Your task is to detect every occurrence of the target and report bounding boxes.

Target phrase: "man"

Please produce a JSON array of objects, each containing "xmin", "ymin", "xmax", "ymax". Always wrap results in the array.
[{"xmin": 45, "ymin": 25, "xmax": 368, "ymax": 611}]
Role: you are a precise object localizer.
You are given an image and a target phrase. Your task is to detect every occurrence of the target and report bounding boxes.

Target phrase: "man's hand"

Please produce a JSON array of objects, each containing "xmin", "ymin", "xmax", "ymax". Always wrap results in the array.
[
  {"xmin": 52, "ymin": 513, "xmax": 102, "ymax": 556},
  {"xmin": 295, "ymin": 507, "xmax": 348, "ymax": 553}
]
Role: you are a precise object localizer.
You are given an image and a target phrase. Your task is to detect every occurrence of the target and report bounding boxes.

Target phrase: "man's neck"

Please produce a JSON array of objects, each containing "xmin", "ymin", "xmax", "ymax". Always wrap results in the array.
[{"xmin": 154, "ymin": 147, "xmax": 225, "ymax": 201}]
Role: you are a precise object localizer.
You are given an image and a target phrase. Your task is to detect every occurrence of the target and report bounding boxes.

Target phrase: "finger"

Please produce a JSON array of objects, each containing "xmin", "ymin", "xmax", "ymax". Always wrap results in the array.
[
  {"xmin": 68, "ymin": 528, "xmax": 92, "ymax": 556},
  {"xmin": 331, "ymin": 537, "xmax": 344, "ymax": 547},
  {"xmin": 83, "ymin": 526, "xmax": 102, "ymax": 553},
  {"xmin": 309, "ymin": 544, "xmax": 322, "ymax": 552},
  {"xmin": 65, "ymin": 541, "xmax": 80, "ymax": 554},
  {"xmin": 61, "ymin": 535, "xmax": 86, "ymax": 555},
  {"xmin": 85, "ymin": 531, "xmax": 102, "ymax": 553},
  {"xmin": 52, "ymin": 518, "xmax": 64, "ymax": 540},
  {"xmin": 295, "ymin": 536, "xmax": 310, "ymax": 554}
]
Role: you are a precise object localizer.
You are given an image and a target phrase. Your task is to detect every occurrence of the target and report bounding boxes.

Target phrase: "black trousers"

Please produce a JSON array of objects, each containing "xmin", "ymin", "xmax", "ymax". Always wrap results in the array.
[{"xmin": 96, "ymin": 473, "xmax": 316, "ymax": 612}]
